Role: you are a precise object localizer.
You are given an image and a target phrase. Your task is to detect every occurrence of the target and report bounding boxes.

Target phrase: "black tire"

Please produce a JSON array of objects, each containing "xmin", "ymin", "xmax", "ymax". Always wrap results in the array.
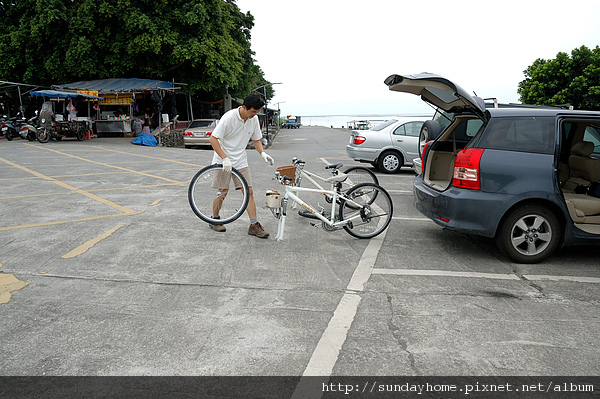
[
  {"xmin": 76, "ymin": 126, "xmax": 85, "ymax": 141},
  {"xmin": 5, "ymin": 132, "xmax": 13, "ymax": 141},
  {"xmin": 377, "ymin": 150, "xmax": 403, "ymax": 173},
  {"xmin": 339, "ymin": 183, "xmax": 393, "ymax": 239},
  {"xmin": 342, "ymin": 166, "xmax": 379, "ymax": 191},
  {"xmin": 419, "ymin": 120, "xmax": 441, "ymax": 158},
  {"xmin": 188, "ymin": 164, "xmax": 250, "ymax": 225},
  {"xmin": 37, "ymin": 128, "xmax": 50, "ymax": 143},
  {"xmin": 495, "ymin": 205, "xmax": 562, "ymax": 264}
]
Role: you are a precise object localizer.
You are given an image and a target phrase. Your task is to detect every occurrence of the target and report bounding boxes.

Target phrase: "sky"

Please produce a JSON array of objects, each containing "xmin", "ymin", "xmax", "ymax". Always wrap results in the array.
[{"xmin": 235, "ymin": 0, "xmax": 600, "ymax": 118}]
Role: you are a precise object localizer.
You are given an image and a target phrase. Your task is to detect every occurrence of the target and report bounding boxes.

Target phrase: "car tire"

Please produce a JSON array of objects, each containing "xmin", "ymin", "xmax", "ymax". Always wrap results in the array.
[
  {"xmin": 377, "ymin": 150, "xmax": 402, "ymax": 173},
  {"xmin": 495, "ymin": 204, "xmax": 562, "ymax": 264},
  {"xmin": 419, "ymin": 120, "xmax": 441, "ymax": 157}
]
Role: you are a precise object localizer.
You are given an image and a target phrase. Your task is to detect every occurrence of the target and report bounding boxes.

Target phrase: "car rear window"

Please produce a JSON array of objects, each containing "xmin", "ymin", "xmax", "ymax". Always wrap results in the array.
[
  {"xmin": 371, "ymin": 120, "xmax": 397, "ymax": 131},
  {"xmin": 477, "ymin": 116, "xmax": 555, "ymax": 154},
  {"xmin": 189, "ymin": 120, "xmax": 216, "ymax": 129}
]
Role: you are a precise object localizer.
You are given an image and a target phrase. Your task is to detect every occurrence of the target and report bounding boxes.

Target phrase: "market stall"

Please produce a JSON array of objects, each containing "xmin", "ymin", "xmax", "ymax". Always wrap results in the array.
[{"xmin": 53, "ymin": 78, "xmax": 174, "ymax": 136}]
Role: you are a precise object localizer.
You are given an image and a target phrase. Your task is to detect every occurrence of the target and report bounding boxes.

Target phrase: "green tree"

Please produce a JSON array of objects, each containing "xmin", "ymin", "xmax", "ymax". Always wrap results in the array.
[
  {"xmin": 0, "ymin": 0, "xmax": 271, "ymax": 101},
  {"xmin": 518, "ymin": 45, "xmax": 600, "ymax": 110}
]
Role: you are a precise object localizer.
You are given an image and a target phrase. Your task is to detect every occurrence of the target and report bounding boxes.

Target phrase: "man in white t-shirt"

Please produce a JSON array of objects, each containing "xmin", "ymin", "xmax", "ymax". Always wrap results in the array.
[{"xmin": 208, "ymin": 93, "xmax": 274, "ymax": 238}]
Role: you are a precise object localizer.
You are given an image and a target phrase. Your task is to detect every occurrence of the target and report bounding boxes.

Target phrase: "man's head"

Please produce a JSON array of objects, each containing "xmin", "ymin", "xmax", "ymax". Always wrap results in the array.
[{"xmin": 240, "ymin": 93, "xmax": 265, "ymax": 120}]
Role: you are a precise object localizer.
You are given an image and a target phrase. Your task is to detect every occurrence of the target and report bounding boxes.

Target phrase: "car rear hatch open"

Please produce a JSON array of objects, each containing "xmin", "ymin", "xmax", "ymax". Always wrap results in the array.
[
  {"xmin": 384, "ymin": 73, "xmax": 487, "ymax": 121},
  {"xmin": 385, "ymin": 73, "xmax": 487, "ymax": 191}
]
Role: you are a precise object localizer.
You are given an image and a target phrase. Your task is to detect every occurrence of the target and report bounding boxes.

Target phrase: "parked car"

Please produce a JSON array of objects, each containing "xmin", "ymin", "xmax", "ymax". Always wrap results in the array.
[
  {"xmin": 385, "ymin": 72, "xmax": 600, "ymax": 263},
  {"xmin": 346, "ymin": 117, "xmax": 430, "ymax": 173},
  {"xmin": 183, "ymin": 119, "xmax": 219, "ymax": 148}
]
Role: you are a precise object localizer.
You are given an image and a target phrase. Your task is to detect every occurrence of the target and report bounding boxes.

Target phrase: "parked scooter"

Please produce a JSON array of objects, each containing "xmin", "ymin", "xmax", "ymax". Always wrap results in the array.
[
  {"xmin": 19, "ymin": 114, "xmax": 40, "ymax": 141},
  {"xmin": 1, "ymin": 115, "xmax": 25, "ymax": 141}
]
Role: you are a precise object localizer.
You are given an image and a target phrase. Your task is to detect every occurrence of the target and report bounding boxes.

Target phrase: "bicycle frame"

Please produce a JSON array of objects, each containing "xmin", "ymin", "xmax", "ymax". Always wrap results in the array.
[
  {"xmin": 274, "ymin": 184, "xmax": 364, "ymax": 242},
  {"xmin": 296, "ymin": 167, "xmax": 333, "ymax": 191}
]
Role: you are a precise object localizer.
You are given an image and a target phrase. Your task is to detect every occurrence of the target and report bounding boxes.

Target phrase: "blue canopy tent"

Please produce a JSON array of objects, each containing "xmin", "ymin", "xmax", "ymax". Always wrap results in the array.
[{"xmin": 53, "ymin": 78, "xmax": 173, "ymax": 93}]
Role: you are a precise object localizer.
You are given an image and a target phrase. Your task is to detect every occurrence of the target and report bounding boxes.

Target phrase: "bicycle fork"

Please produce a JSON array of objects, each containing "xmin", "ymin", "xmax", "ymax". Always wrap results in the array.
[{"xmin": 275, "ymin": 197, "xmax": 289, "ymax": 242}]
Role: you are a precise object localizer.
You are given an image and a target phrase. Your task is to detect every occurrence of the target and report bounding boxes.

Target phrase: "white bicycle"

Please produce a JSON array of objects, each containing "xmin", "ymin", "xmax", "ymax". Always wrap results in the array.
[
  {"xmin": 267, "ymin": 165, "xmax": 393, "ymax": 241},
  {"xmin": 283, "ymin": 157, "xmax": 379, "ymax": 215}
]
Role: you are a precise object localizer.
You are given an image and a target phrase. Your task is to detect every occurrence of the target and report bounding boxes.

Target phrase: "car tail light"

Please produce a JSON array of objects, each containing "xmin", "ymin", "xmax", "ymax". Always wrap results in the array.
[
  {"xmin": 353, "ymin": 135, "xmax": 366, "ymax": 145},
  {"xmin": 183, "ymin": 131, "xmax": 192, "ymax": 137},
  {"xmin": 452, "ymin": 148, "xmax": 484, "ymax": 190},
  {"xmin": 207, "ymin": 132, "xmax": 212, "ymax": 136}
]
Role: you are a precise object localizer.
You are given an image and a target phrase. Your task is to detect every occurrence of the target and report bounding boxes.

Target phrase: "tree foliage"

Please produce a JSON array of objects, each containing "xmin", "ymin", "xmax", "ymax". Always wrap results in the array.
[
  {"xmin": 518, "ymin": 45, "xmax": 600, "ymax": 110},
  {"xmin": 0, "ymin": 0, "xmax": 271, "ymax": 101}
]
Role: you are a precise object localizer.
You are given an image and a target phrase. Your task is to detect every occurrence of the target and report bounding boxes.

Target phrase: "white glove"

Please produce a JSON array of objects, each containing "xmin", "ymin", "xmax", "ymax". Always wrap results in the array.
[
  {"xmin": 221, "ymin": 157, "xmax": 232, "ymax": 174},
  {"xmin": 261, "ymin": 152, "xmax": 274, "ymax": 166}
]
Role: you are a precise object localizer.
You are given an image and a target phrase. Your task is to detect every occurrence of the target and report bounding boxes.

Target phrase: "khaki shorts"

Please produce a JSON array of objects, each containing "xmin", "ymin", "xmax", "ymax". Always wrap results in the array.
[{"xmin": 211, "ymin": 166, "xmax": 252, "ymax": 190}]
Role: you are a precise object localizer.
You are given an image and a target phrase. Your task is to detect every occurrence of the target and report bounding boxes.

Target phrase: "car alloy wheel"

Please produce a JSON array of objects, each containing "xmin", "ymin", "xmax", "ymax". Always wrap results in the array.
[
  {"xmin": 378, "ymin": 150, "xmax": 402, "ymax": 173},
  {"xmin": 496, "ymin": 204, "xmax": 561, "ymax": 264}
]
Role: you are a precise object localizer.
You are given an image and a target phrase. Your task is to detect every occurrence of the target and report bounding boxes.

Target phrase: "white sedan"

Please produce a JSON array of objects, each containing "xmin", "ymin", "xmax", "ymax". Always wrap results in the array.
[{"xmin": 346, "ymin": 118, "xmax": 430, "ymax": 173}]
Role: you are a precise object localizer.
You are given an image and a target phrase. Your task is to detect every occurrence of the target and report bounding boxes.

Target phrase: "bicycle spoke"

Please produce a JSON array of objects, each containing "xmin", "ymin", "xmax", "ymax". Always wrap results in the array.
[
  {"xmin": 188, "ymin": 165, "xmax": 249, "ymax": 225},
  {"xmin": 339, "ymin": 183, "xmax": 393, "ymax": 239}
]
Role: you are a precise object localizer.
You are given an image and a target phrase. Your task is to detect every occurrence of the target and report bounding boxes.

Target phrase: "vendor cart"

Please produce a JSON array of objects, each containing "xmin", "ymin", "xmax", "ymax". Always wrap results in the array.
[
  {"xmin": 31, "ymin": 90, "xmax": 102, "ymax": 143},
  {"xmin": 51, "ymin": 119, "xmax": 91, "ymax": 141}
]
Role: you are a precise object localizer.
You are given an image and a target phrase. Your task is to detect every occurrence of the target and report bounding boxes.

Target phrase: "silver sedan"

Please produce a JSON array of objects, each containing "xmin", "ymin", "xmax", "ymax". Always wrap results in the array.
[
  {"xmin": 183, "ymin": 119, "xmax": 219, "ymax": 148},
  {"xmin": 346, "ymin": 118, "xmax": 429, "ymax": 173}
]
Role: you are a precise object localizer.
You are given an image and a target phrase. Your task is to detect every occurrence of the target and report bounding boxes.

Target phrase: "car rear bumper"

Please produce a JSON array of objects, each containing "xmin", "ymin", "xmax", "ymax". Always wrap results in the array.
[
  {"xmin": 345, "ymin": 145, "xmax": 378, "ymax": 162},
  {"xmin": 184, "ymin": 137, "xmax": 210, "ymax": 146},
  {"xmin": 413, "ymin": 176, "xmax": 507, "ymax": 237}
]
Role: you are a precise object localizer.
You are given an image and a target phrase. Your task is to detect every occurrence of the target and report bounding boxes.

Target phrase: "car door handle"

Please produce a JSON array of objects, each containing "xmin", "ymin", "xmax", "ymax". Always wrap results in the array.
[{"xmin": 396, "ymin": 139, "xmax": 403, "ymax": 142}]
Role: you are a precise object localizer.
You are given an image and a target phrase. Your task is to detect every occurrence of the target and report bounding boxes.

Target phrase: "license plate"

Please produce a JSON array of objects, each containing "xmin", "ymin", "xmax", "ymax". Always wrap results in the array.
[
  {"xmin": 1, "ymin": 127, "xmax": 7, "ymax": 131},
  {"xmin": 193, "ymin": 132, "xmax": 205, "ymax": 137}
]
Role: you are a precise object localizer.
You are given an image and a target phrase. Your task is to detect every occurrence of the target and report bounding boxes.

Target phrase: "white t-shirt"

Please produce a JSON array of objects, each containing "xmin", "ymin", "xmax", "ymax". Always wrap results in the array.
[{"xmin": 211, "ymin": 107, "xmax": 262, "ymax": 169}]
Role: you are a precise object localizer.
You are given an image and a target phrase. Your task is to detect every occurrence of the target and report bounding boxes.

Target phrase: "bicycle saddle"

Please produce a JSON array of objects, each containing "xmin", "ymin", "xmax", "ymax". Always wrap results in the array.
[{"xmin": 325, "ymin": 162, "xmax": 343, "ymax": 170}]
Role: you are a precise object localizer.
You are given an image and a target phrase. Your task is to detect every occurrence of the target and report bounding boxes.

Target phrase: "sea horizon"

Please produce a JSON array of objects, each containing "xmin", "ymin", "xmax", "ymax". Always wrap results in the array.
[{"xmin": 298, "ymin": 113, "xmax": 433, "ymax": 129}]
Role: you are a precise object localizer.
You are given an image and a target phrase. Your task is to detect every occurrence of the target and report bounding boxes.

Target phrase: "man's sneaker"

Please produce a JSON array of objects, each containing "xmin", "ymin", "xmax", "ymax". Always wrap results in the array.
[
  {"xmin": 248, "ymin": 222, "xmax": 269, "ymax": 238},
  {"xmin": 209, "ymin": 217, "xmax": 226, "ymax": 232}
]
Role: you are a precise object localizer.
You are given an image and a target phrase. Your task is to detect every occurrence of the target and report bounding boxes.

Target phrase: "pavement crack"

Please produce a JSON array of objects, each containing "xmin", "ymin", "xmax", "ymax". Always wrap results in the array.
[
  {"xmin": 16, "ymin": 271, "xmax": 353, "ymax": 296},
  {"xmin": 386, "ymin": 294, "xmax": 418, "ymax": 374}
]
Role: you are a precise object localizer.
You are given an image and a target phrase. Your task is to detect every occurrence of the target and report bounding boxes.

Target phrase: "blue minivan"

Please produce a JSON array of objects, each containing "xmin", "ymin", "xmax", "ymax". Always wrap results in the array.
[{"xmin": 385, "ymin": 73, "xmax": 600, "ymax": 263}]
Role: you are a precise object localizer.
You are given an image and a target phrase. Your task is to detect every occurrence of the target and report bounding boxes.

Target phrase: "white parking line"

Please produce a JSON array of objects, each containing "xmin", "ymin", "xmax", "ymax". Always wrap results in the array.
[
  {"xmin": 385, "ymin": 189, "xmax": 412, "ymax": 194},
  {"xmin": 392, "ymin": 216, "xmax": 430, "ymax": 221},
  {"xmin": 292, "ymin": 231, "xmax": 388, "ymax": 398}
]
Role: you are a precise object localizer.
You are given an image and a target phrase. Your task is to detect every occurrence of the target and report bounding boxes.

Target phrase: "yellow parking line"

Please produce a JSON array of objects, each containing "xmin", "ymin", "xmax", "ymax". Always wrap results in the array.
[
  {"xmin": 0, "ymin": 211, "xmax": 144, "ymax": 232},
  {"xmin": 62, "ymin": 224, "xmax": 125, "ymax": 259},
  {"xmin": 23, "ymin": 145, "xmax": 184, "ymax": 184},
  {"xmin": 0, "ymin": 220, "xmax": 70, "ymax": 232},
  {"xmin": 90, "ymin": 145, "xmax": 211, "ymax": 166},
  {"xmin": 0, "ymin": 192, "xmax": 68, "ymax": 200},
  {"xmin": 0, "ymin": 157, "xmax": 137, "ymax": 214}
]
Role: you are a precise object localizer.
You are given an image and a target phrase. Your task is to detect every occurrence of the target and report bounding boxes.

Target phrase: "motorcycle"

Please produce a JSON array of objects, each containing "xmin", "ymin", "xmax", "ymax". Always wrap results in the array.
[
  {"xmin": 37, "ymin": 105, "xmax": 54, "ymax": 143},
  {"xmin": 19, "ymin": 114, "xmax": 40, "ymax": 141},
  {"xmin": 1, "ymin": 115, "xmax": 25, "ymax": 141}
]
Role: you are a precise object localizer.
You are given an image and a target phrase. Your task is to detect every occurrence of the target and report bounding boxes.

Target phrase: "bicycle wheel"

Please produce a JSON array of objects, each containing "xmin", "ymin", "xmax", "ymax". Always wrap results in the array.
[
  {"xmin": 188, "ymin": 164, "xmax": 249, "ymax": 225},
  {"xmin": 342, "ymin": 166, "xmax": 379, "ymax": 191},
  {"xmin": 339, "ymin": 183, "xmax": 393, "ymax": 239}
]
